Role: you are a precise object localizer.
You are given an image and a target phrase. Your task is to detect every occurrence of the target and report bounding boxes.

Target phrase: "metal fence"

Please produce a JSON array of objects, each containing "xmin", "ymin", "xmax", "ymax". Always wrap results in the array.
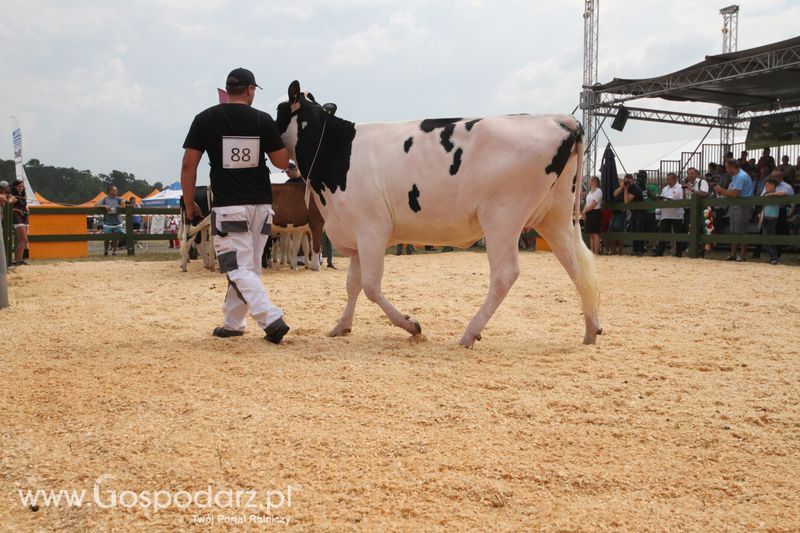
[{"xmin": 598, "ymin": 194, "xmax": 800, "ymax": 258}]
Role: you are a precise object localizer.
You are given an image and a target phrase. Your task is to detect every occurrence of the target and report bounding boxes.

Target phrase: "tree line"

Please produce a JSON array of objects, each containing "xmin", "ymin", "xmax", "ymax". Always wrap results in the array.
[{"xmin": 0, "ymin": 158, "xmax": 164, "ymax": 205}]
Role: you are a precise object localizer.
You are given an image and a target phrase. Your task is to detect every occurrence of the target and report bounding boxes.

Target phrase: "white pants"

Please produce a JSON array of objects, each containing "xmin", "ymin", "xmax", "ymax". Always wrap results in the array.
[{"xmin": 212, "ymin": 204, "xmax": 283, "ymax": 331}]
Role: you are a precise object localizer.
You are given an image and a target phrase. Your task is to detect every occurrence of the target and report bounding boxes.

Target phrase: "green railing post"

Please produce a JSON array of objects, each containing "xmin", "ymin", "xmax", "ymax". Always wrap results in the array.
[
  {"xmin": 125, "ymin": 203, "xmax": 135, "ymax": 256},
  {"xmin": 688, "ymin": 194, "xmax": 701, "ymax": 258}
]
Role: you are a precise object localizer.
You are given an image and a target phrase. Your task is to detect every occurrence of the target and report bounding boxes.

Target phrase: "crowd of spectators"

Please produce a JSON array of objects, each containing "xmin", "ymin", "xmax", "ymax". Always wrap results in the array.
[{"xmin": 581, "ymin": 148, "xmax": 798, "ymax": 264}]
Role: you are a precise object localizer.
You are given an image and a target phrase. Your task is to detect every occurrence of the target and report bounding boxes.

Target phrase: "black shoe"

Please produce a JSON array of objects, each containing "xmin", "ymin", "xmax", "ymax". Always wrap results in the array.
[
  {"xmin": 725, "ymin": 255, "xmax": 736, "ymax": 261},
  {"xmin": 104, "ymin": 251, "xmax": 108, "ymax": 256},
  {"xmin": 264, "ymin": 317, "xmax": 290, "ymax": 344},
  {"xmin": 213, "ymin": 327, "xmax": 244, "ymax": 338},
  {"xmin": 327, "ymin": 263, "xmax": 337, "ymax": 269},
  {"xmin": 652, "ymin": 252, "xmax": 663, "ymax": 257}
]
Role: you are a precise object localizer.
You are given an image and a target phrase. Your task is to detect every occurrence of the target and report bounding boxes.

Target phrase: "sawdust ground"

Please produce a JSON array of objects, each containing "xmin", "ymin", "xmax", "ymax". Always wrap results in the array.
[{"xmin": 1, "ymin": 252, "xmax": 798, "ymax": 531}]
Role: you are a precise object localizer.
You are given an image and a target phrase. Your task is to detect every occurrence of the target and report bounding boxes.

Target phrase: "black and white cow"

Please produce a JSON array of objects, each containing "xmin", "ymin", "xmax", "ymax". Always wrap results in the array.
[
  {"xmin": 178, "ymin": 186, "xmax": 215, "ymax": 272},
  {"xmin": 276, "ymin": 81, "xmax": 601, "ymax": 346}
]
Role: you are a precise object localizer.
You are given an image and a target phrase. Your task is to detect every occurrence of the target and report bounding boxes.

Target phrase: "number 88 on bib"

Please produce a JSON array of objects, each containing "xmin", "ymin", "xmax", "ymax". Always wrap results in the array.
[{"xmin": 222, "ymin": 136, "xmax": 260, "ymax": 169}]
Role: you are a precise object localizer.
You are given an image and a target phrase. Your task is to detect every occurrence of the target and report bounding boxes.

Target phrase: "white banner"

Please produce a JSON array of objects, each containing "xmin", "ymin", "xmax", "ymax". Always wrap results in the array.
[{"xmin": 10, "ymin": 117, "xmax": 37, "ymax": 205}]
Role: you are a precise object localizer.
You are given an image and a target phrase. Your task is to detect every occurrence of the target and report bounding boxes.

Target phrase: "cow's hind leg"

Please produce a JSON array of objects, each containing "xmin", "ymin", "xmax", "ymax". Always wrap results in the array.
[
  {"xmin": 359, "ymin": 237, "xmax": 422, "ymax": 336},
  {"xmin": 459, "ymin": 219, "xmax": 521, "ymax": 348},
  {"xmin": 535, "ymin": 219, "xmax": 601, "ymax": 344},
  {"xmin": 330, "ymin": 253, "xmax": 361, "ymax": 337}
]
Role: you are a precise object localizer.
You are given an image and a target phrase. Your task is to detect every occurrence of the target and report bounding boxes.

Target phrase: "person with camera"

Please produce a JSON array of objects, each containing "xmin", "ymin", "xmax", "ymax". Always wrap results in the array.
[
  {"xmin": 615, "ymin": 174, "xmax": 645, "ymax": 256},
  {"xmin": 714, "ymin": 159, "xmax": 754, "ymax": 262}
]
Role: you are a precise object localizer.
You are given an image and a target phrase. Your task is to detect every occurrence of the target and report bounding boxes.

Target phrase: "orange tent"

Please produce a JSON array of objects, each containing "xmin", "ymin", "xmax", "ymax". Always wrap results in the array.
[
  {"xmin": 78, "ymin": 191, "xmax": 106, "ymax": 208},
  {"xmin": 33, "ymin": 192, "xmax": 63, "ymax": 206},
  {"xmin": 120, "ymin": 191, "xmax": 142, "ymax": 205},
  {"xmin": 143, "ymin": 188, "xmax": 161, "ymax": 199}
]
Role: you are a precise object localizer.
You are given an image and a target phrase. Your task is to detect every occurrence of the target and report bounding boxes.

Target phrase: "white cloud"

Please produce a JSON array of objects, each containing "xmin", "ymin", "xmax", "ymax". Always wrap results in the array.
[
  {"xmin": 329, "ymin": 9, "xmax": 428, "ymax": 68},
  {"xmin": 74, "ymin": 58, "xmax": 144, "ymax": 113},
  {"xmin": 493, "ymin": 57, "xmax": 580, "ymax": 113}
]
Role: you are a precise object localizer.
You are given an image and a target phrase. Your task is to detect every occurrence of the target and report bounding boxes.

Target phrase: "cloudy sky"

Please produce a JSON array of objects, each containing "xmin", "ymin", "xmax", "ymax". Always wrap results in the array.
[{"xmin": 1, "ymin": 0, "xmax": 798, "ymax": 186}]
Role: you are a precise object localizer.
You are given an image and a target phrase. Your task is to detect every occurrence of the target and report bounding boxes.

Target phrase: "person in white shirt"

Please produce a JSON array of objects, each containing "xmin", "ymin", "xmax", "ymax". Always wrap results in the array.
[
  {"xmin": 581, "ymin": 176, "xmax": 603, "ymax": 255},
  {"xmin": 685, "ymin": 167, "xmax": 709, "ymax": 199},
  {"xmin": 653, "ymin": 172, "xmax": 685, "ymax": 257}
]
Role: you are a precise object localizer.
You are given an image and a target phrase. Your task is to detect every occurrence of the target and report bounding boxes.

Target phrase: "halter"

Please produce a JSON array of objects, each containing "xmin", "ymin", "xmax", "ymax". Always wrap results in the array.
[{"xmin": 293, "ymin": 108, "xmax": 327, "ymax": 209}]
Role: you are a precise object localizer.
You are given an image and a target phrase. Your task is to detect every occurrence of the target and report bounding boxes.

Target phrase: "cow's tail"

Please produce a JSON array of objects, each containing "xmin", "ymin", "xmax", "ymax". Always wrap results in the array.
[{"xmin": 570, "ymin": 128, "xmax": 601, "ymax": 332}]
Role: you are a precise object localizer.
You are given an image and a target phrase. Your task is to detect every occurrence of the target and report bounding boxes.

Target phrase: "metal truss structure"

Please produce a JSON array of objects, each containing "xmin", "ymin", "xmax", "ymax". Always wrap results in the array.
[
  {"xmin": 580, "ymin": 0, "xmax": 600, "ymax": 182},
  {"xmin": 579, "ymin": 3, "xmax": 800, "ymax": 181}
]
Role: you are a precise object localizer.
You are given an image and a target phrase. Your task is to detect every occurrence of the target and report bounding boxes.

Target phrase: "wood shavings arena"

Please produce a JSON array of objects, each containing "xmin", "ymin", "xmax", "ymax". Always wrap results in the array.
[{"xmin": 0, "ymin": 252, "xmax": 798, "ymax": 530}]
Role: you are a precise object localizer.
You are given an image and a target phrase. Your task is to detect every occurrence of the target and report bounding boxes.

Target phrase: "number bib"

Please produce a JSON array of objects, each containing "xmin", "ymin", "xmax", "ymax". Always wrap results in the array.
[{"xmin": 222, "ymin": 136, "xmax": 259, "ymax": 169}]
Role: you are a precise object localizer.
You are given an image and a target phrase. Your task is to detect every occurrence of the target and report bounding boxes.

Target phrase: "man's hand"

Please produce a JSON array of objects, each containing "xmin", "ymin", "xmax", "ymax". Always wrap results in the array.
[
  {"xmin": 185, "ymin": 201, "xmax": 203, "ymax": 221},
  {"xmin": 714, "ymin": 185, "xmax": 725, "ymax": 195}
]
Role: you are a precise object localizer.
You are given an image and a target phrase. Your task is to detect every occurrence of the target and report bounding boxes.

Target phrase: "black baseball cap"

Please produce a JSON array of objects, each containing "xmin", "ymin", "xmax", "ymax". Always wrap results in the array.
[{"xmin": 225, "ymin": 68, "xmax": 261, "ymax": 89}]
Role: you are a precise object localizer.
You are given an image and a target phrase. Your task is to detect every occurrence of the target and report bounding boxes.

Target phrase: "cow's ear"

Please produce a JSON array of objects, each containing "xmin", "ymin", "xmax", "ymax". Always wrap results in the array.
[
  {"xmin": 323, "ymin": 103, "xmax": 337, "ymax": 116},
  {"xmin": 306, "ymin": 92, "xmax": 316, "ymax": 103},
  {"xmin": 288, "ymin": 80, "xmax": 301, "ymax": 103}
]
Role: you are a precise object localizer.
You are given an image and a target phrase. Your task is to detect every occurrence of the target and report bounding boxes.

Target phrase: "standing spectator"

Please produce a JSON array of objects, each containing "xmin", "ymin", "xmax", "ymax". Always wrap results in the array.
[
  {"xmin": 581, "ymin": 176, "xmax": 603, "ymax": 255},
  {"xmin": 757, "ymin": 148, "xmax": 776, "ymax": 175},
  {"xmin": 738, "ymin": 151, "xmax": 750, "ymax": 173},
  {"xmin": 607, "ymin": 175, "xmax": 628, "ymax": 255},
  {"xmin": 620, "ymin": 174, "xmax": 645, "ymax": 256},
  {"xmin": 760, "ymin": 178, "xmax": 781, "ymax": 265},
  {"xmin": 764, "ymin": 169, "xmax": 795, "ymax": 260},
  {"xmin": 97, "ymin": 186, "xmax": 127, "ymax": 256},
  {"xmin": 653, "ymin": 172, "xmax": 685, "ymax": 257},
  {"xmin": 685, "ymin": 168, "xmax": 709, "ymax": 257},
  {"xmin": 9, "ymin": 180, "xmax": 29, "ymax": 265},
  {"xmin": 322, "ymin": 232, "xmax": 336, "ymax": 269},
  {"xmin": 637, "ymin": 171, "xmax": 659, "ymax": 252},
  {"xmin": 777, "ymin": 155, "xmax": 794, "ymax": 183},
  {"xmin": 714, "ymin": 159, "xmax": 754, "ymax": 261},
  {"xmin": 167, "ymin": 216, "xmax": 179, "ymax": 248}
]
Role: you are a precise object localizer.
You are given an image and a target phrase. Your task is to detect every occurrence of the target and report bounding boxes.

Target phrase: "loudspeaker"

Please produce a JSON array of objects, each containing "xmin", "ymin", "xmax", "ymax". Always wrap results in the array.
[{"xmin": 611, "ymin": 107, "xmax": 630, "ymax": 132}]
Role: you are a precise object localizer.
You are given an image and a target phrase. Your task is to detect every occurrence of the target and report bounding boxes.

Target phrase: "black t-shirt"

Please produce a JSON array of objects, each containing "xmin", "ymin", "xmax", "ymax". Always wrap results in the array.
[{"xmin": 183, "ymin": 104, "xmax": 284, "ymax": 207}]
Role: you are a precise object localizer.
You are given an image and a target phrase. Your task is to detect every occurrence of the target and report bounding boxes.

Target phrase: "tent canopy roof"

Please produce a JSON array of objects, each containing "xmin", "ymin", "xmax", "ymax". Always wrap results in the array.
[{"xmin": 594, "ymin": 36, "xmax": 800, "ymax": 112}]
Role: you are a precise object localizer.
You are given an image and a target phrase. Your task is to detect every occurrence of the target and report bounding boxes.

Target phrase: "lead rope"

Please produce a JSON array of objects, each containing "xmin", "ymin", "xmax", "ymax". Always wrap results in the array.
[{"xmin": 302, "ymin": 118, "xmax": 327, "ymax": 209}]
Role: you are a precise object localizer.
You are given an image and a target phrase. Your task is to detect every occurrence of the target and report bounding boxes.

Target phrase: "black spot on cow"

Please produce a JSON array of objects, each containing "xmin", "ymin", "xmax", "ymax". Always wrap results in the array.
[
  {"xmin": 465, "ymin": 119, "xmax": 481, "ymax": 131},
  {"xmin": 408, "ymin": 184, "xmax": 421, "ymax": 212},
  {"xmin": 545, "ymin": 132, "xmax": 576, "ymax": 178},
  {"xmin": 404, "ymin": 136, "xmax": 413, "ymax": 153},
  {"xmin": 440, "ymin": 124, "xmax": 455, "ymax": 153},
  {"xmin": 420, "ymin": 118, "xmax": 462, "ymax": 133},
  {"xmin": 449, "ymin": 148, "xmax": 463, "ymax": 175}
]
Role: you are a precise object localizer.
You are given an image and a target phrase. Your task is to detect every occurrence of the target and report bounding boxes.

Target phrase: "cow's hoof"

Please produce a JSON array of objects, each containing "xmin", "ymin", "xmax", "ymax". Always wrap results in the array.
[
  {"xmin": 329, "ymin": 326, "xmax": 351, "ymax": 337},
  {"xmin": 458, "ymin": 332, "xmax": 480, "ymax": 349},
  {"xmin": 583, "ymin": 333, "xmax": 598, "ymax": 345},
  {"xmin": 403, "ymin": 315, "xmax": 422, "ymax": 336}
]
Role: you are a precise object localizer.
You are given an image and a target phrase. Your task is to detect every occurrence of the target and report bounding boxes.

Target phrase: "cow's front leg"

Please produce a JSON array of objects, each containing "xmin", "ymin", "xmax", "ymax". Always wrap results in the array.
[
  {"xmin": 459, "ymin": 221, "xmax": 521, "ymax": 348},
  {"xmin": 358, "ymin": 238, "xmax": 422, "ymax": 336},
  {"xmin": 329, "ymin": 254, "xmax": 361, "ymax": 337}
]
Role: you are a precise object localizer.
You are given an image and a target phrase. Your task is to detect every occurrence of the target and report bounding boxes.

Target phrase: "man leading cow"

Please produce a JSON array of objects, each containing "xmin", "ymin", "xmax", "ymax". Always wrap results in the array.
[{"xmin": 181, "ymin": 67, "xmax": 291, "ymax": 344}]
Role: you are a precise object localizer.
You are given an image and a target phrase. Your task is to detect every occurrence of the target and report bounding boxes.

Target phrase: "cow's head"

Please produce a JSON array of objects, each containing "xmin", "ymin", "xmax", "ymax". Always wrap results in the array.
[
  {"xmin": 276, "ymin": 80, "xmax": 337, "ymax": 170},
  {"xmin": 276, "ymin": 81, "xmax": 354, "ymax": 204}
]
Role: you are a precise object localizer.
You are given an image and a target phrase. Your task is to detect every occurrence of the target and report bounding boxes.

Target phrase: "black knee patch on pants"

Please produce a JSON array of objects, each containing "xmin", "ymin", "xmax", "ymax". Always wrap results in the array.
[
  {"xmin": 217, "ymin": 250, "xmax": 238, "ymax": 273},
  {"xmin": 227, "ymin": 275, "xmax": 247, "ymax": 304}
]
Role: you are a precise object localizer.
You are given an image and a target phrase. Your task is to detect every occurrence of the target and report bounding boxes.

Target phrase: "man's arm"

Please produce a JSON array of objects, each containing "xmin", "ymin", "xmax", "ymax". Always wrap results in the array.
[
  {"xmin": 714, "ymin": 186, "xmax": 741, "ymax": 198},
  {"xmin": 181, "ymin": 148, "xmax": 203, "ymax": 219},
  {"xmin": 267, "ymin": 148, "xmax": 290, "ymax": 171}
]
